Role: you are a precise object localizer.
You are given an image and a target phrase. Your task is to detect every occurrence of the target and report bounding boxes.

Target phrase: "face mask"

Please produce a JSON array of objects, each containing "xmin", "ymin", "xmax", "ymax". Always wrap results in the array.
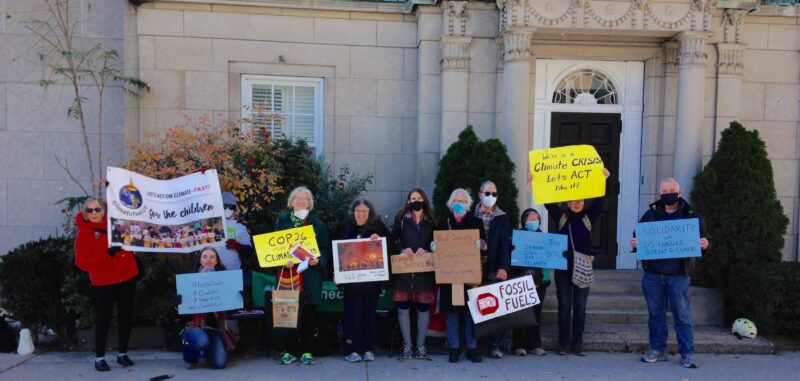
[
  {"xmin": 293, "ymin": 209, "xmax": 309, "ymax": 220},
  {"xmin": 660, "ymin": 192, "xmax": 679, "ymax": 206},
  {"xmin": 224, "ymin": 208, "xmax": 235, "ymax": 220},
  {"xmin": 452, "ymin": 202, "xmax": 469, "ymax": 216},
  {"xmin": 410, "ymin": 200, "xmax": 424, "ymax": 212},
  {"xmin": 482, "ymin": 195, "xmax": 497, "ymax": 208},
  {"xmin": 525, "ymin": 221, "xmax": 540, "ymax": 231}
]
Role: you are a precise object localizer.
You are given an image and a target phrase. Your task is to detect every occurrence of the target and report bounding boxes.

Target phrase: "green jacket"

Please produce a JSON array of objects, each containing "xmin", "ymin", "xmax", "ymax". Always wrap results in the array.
[{"xmin": 274, "ymin": 211, "xmax": 331, "ymax": 305}]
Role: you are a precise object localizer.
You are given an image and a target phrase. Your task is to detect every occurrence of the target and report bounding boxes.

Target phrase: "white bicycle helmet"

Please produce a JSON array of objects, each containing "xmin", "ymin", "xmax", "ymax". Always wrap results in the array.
[{"xmin": 732, "ymin": 318, "xmax": 757, "ymax": 339}]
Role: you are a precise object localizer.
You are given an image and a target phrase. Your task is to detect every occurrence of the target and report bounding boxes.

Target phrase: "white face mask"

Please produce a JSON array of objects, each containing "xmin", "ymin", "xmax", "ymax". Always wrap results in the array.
[
  {"xmin": 293, "ymin": 209, "xmax": 310, "ymax": 220},
  {"xmin": 224, "ymin": 208, "xmax": 235, "ymax": 220},
  {"xmin": 482, "ymin": 195, "xmax": 497, "ymax": 208}
]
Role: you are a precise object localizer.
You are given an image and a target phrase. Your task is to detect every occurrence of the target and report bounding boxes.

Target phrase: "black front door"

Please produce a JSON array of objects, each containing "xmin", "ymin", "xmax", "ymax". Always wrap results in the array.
[{"xmin": 550, "ymin": 112, "xmax": 621, "ymax": 269}]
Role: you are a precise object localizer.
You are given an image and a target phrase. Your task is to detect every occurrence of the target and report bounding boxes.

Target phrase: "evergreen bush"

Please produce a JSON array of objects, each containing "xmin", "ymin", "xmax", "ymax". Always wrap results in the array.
[{"xmin": 433, "ymin": 126, "xmax": 519, "ymax": 223}]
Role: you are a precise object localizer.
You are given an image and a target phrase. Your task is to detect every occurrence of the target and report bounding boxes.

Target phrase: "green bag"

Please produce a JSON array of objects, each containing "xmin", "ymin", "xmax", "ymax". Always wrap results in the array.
[
  {"xmin": 252, "ymin": 271, "xmax": 277, "ymax": 308},
  {"xmin": 318, "ymin": 281, "xmax": 394, "ymax": 313}
]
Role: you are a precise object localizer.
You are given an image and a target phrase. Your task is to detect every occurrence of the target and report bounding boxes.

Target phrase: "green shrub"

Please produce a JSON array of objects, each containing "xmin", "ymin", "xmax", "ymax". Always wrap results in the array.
[
  {"xmin": 433, "ymin": 125, "xmax": 519, "ymax": 223},
  {"xmin": 728, "ymin": 262, "xmax": 800, "ymax": 340}
]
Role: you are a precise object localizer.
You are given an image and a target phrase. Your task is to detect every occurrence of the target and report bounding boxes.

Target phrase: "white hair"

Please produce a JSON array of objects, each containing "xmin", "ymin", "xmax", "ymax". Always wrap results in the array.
[
  {"xmin": 286, "ymin": 186, "xmax": 315, "ymax": 210},
  {"xmin": 446, "ymin": 188, "xmax": 473, "ymax": 209},
  {"xmin": 659, "ymin": 177, "xmax": 681, "ymax": 192}
]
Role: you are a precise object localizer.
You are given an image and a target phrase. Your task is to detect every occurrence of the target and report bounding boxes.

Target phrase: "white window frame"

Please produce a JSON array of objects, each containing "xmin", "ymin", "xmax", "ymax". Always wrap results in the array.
[{"xmin": 241, "ymin": 75, "xmax": 324, "ymax": 156}]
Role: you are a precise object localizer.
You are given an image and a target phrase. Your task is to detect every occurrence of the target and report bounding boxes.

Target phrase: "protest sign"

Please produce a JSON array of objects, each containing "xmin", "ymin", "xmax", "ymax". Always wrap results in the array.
[
  {"xmin": 106, "ymin": 167, "xmax": 226, "ymax": 253},
  {"xmin": 635, "ymin": 219, "xmax": 702, "ymax": 260},
  {"xmin": 390, "ymin": 252, "xmax": 435, "ymax": 274},
  {"xmin": 528, "ymin": 145, "xmax": 606, "ymax": 204},
  {"xmin": 332, "ymin": 237, "xmax": 389, "ymax": 284},
  {"xmin": 511, "ymin": 230, "xmax": 568, "ymax": 270},
  {"xmin": 467, "ymin": 275, "xmax": 540, "ymax": 324},
  {"xmin": 272, "ymin": 290, "xmax": 301, "ymax": 329},
  {"xmin": 176, "ymin": 270, "xmax": 243, "ymax": 315},
  {"xmin": 433, "ymin": 230, "xmax": 482, "ymax": 285},
  {"xmin": 252, "ymin": 225, "xmax": 320, "ymax": 268}
]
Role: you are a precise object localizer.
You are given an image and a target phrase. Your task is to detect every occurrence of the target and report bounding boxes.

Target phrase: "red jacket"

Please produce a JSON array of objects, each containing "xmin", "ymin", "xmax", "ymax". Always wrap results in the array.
[{"xmin": 74, "ymin": 213, "xmax": 139, "ymax": 286}]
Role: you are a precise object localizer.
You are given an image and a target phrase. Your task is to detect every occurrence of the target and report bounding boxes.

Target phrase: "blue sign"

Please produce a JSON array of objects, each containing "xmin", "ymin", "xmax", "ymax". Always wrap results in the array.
[
  {"xmin": 511, "ymin": 230, "xmax": 568, "ymax": 270},
  {"xmin": 177, "ymin": 269, "xmax": 243, "ymax": 314},
  {"xmin": 635, "ymin": 219, "xmax": 702, "ymax": 261}
]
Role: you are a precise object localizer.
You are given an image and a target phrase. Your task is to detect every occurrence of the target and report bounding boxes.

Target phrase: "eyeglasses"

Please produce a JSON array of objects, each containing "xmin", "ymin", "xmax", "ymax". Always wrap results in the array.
[
  {"xmin": 483, "ymin": 192, "xmax": 498, "ymax": 197},
  {"xmin": 85, "ymin": 207, "xmax": 103, "ymax": 213}
]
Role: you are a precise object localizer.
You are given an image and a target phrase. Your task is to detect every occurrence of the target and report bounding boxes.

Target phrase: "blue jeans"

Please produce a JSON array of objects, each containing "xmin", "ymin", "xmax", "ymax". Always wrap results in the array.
[
  {"xmin": 554, "ymin": 269, "xmax": 590, "ymax": 350},
  {"xmin": 446, "ymin": 312, "xmax": 476, "ymax": 350},
  {"xmin": 642, "ymin": 272, "xmax": 694, "ymax": 356},
  {"xmin": 182, "ymin": 327, "xmax": 227, "ymax": 369}
]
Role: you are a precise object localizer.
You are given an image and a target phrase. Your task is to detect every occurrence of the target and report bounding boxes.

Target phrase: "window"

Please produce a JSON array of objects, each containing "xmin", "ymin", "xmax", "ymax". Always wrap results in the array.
[
  {"xmin": 552, "ymin": 69, "xmax": 618, "ymax": 105},
  {"xmin": 241, "ymin": 75, "xmax": 323, "ymax": 153}
]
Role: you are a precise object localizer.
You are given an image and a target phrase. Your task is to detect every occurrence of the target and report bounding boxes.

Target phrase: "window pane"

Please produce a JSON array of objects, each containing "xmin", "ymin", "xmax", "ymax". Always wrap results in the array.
[
  {"xmin": 274, "ymin": 85, "xmax": 292, "ymax": 113},
  {"xmin": 293, "ymin": 115, "xmax": 315, "ymax": 144},
  {"xmin": 295, "ymin": 86, "xmax": 315, "ymax": 114}
]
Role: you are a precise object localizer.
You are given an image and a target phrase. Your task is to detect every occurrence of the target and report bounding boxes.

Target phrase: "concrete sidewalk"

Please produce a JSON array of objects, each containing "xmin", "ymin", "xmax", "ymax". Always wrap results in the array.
[{"xmin": 1, "ymin": 349, "xmax": 798, "ymax": 381}]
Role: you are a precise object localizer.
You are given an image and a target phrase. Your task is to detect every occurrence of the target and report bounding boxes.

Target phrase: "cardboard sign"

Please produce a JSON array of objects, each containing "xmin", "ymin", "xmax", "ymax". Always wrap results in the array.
[
  {"xmin": 434, "ymin": 230, "xmax": 482, "ymax": 285},
  {"xmin": 635, "ymin": 219, "xmax": 702, "ymax": 260},
  {"xmin": 253, "ymin": 225, "xmax": 320, "ymax": 268},
  {"xmin": 390, "ymin": 252, "xmax": 435, "ymax": 274},
  {"xmin": 272, "ymin": 290, "xmax": 301, "ymax": 329},
  {"xmin": 511, "ymin": 230, "xmax": 568, "ymax": 270},
  {"xmin": 529, "ymin": 145, "xmax": 606, "ymax": 204},
  {"xmin": 106, "ymin": 167, "xmax": 227, "ymax": 253},
  {"xmin": 467, "ymin": 276, "xmax": 540, "ymax": 324},
  {"xmin": 176, "ymin": 270, "xmax": 243, "ymax": 315},
  {"xmin": 332, "ymin": 237, "xmax": 390, "ymax": 284}
]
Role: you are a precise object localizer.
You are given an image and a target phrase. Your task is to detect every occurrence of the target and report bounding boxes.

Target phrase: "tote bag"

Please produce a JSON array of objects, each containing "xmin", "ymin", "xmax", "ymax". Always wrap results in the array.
[{"xmin": 568, "ymin": 224, "xmax": 594, "ymax": 289}]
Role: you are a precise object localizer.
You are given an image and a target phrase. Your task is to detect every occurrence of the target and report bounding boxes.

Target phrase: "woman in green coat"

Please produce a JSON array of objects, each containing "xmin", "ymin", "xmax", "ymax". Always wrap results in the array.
[{"xmin": 273, "ymin": 186, "xmax": 332, "ymax": 365}]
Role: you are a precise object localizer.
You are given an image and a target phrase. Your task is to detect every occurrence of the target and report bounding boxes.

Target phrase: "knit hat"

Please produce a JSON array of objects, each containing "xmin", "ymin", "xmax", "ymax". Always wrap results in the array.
[{"xmin": 221, "ymin": 192, "xmax": 237, "ymax": 207}]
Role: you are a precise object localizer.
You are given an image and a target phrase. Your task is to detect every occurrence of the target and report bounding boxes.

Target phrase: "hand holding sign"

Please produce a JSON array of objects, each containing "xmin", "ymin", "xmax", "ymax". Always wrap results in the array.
[
  {"xmin": 253, "ymin": 225, "xmax": 320, "ymax": 268},
  {"xmin": 528, "ymin": 145, "xmax": 606, "ymax": 205}
]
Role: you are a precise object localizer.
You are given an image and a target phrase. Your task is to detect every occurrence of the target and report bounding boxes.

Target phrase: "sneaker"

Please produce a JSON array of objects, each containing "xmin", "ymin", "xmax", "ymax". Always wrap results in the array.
[
  {"xmin": 301, "ymin": 353, "xmax": 315, "ymax": 365},
  {"xmin": 558, "ymin": 345, "xmax": 569, "ymax": 356},
  {"xmin": 531, "ymin": 347, "xmax": 547, "ymax": 356},
  {"xmin": 449, "ymin": 349, "xmax": 460, "ymax": 363},
  {"xmin": 490, "ymin": 349, "xmax": 503, "ymax": 359},
  {"xmin": 572, "ymin": 343, "xmax": 587, "ymax": 357},
  {"xmin": 345, "ymin": 352, "xmax": 362, "ymax": 363},
  {"xmin": 414, "ymin": 346, "xmax": 431, "ymax": 360},
  {"xmin": 641, "ymin": 350, "xmax": 668, "ymax": 363},
  {"xmin": 400, "ymin": 345, "xmax": 413, "ymax": 360},
  {"xmin": 94, "ymin": 359, "xmax": 110, "ymax": 372},
  {"xmin": 116, "ymin": 354, "xmax": 134, "ymax": 367},
  {"xmin": 280, "ymin": 352, "xmax": 297, "ymax": 365},
  {"xmin": 363, "ymin": 351, "xmax": 375, "ymax": 362},
  {"xmin": 681, "ymin": 354, "xmax": 698, "ymax": 369},
  {"xmin": 515, "ymin": 348, "xmax": 527, "ymax": 356},
  {"xmin": 466, "ymin": 349, "xmax": 482, "ymax": 363}
]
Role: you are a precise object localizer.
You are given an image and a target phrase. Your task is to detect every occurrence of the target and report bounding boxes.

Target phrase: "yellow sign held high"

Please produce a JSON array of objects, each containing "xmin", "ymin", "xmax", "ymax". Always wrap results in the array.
[
  {"xmin": 253, "ymin": 225, "xmax": 320, "ymax": 268},
  {"xmin": 529, "ymin": 145, "xmax": 606, "ymax": 205}
]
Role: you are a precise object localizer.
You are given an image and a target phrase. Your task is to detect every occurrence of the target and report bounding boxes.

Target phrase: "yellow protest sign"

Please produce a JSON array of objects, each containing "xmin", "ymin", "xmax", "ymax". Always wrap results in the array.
[
  {"xmin": 529, "ymin": 145, "xmax": 606, "ymax": 205},
  {"xmin": 253, "ymin": 225, "xmax": 320, "ymax": 268}
]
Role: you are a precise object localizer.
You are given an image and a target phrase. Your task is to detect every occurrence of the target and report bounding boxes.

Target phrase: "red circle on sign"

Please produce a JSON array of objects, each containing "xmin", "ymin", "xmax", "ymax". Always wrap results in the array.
[{"xmin": 476, "ymin": 293, "xmax": 499, "ymax": 315}]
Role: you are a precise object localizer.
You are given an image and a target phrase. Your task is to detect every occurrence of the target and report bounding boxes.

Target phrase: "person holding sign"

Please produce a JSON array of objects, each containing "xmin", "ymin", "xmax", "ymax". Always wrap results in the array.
[
  {"xmin": 74, "ymin": 198, "xmax": 139, "ymax": 373},
  {"xmin": 435, "ymin": 188, "xmax": 487, "ymax": 363},
  {"xmin": 544, "ymin": 167, "xmax": 610, "ymax": 356},
  {"xmin": 511, "ymin": 208, "xmax": 551, "ymax": 357},
  {"xmin": 220, "ymin": 192, "xmax": 254, "ymax": 271},
  {"xmin": 630, "ymin": 178, "xmax": 709, "ymax": 369},
  {"xmin": 334, "ymin": 199, "xmax": 390, "ymax": 363},
  {"xmin": 178, "ymin": 247, "xmax": 236, "ymax": 370},
  {"xmin": 273, "ymin": 186, "xmax": 331, "ymax": 365},
  {"xmin": 388, "ymin": 188, "xmax": 437, "ymax": 360}
]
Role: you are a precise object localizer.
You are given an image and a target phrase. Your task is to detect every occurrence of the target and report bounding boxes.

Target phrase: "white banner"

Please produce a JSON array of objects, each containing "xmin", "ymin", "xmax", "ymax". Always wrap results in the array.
[
  {"xmin": 467, "ymin": 276, "xmax": 540, "ymax": 324},
  {"xmin": 106, "ymin": 167, "xmax": 226, "ymax": 253}
]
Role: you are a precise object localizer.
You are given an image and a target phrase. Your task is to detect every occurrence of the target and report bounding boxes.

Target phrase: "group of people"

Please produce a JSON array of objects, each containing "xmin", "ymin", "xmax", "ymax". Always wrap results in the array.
[{"xmin": 73, "ymin": 172, "xmax": 709, "ymax": 372}]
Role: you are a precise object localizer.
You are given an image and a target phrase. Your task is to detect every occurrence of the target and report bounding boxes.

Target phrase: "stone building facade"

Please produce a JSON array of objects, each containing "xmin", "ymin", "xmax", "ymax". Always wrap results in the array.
[{"xmin": 1, "ymin": 0, "xmax": 798, "ymax": 268}]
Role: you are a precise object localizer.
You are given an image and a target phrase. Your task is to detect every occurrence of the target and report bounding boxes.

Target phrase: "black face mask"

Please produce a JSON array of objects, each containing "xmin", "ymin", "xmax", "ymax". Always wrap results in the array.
[
  {"xmin": 660, "ymin": 192, "xmax": 679, "ymax": 206},
  {"xmin": 410, "ymin": 200, "xmax": 424, "ymax": 212}
]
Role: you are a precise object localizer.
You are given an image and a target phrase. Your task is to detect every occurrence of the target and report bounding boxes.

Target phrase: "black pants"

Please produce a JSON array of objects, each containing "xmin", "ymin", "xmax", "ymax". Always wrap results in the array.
[
  {"xmin": 93, "ymin": 279, "xmax": 136, "ymax": 357},
  {"xmin": 554, "ymin": 269, "xmax": 590, "ymax": 350},
  {"xmin": 343, "ymin": 290, "xmax": 378, "ymax": 354},
  {"xmin": 277, "ymin": 304, "xmax": 318, "ymax": 356},
  {"xmin": 513, "ymin": 285, "xmax": 548, "ymax": 350}
]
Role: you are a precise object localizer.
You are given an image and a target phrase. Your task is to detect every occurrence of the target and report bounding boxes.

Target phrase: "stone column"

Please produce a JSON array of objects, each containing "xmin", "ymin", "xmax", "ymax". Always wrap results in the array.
[
  {"xmin": 501, "ymin": 27, "xmax": 534, "ymax": 210},
  {"xmin": 440, "ymin": 35, "xmax": 472, "ymax": 152},
  {"xmin": 673, "ymin": 31, "xmax": 710, "ymax": 195},
  {"xmin": 715, "ymin": 43, "xmax": 745, "ymax": 138}
]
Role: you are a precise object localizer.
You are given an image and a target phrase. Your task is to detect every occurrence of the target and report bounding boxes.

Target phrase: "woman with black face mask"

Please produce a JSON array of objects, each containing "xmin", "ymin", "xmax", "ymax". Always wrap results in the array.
[{"xmin": 389, "ymin": 188, "xmax": 438, "ymax": 360}]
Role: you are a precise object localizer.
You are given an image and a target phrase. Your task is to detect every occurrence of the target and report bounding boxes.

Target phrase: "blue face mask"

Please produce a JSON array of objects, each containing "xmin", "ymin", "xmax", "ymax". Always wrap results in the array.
[
  {"xmin": 452, "ymin": 202, "xmax": 469, "ymax": 216},
  {"xmin": 525, "ymin": 221, "xmax": 540, "ymax": 231}
]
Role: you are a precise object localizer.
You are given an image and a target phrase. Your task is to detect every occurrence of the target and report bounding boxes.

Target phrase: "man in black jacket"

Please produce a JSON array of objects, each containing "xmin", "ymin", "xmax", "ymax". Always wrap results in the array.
[{"xmin": 630, "ymin": 178, "xmax": 709, "ymax": 369}]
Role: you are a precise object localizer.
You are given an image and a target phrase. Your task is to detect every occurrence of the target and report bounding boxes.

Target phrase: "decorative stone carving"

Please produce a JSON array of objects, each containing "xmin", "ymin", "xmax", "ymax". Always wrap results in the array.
[
  {"xmin": 721, "ymin": 8, "xmax": 747, "ymax": 44},
  {"xmin": 677, "ymin": 31, "xmax": 710, "ymax": 66},
  {"xmin": 664, "ymin": 41, "xmax": 680, "ymax": 74},
  {"xmin": 503, "ymin": 28, "xmax": 533, "ymax": 63},
  {"xmin": 441, "ymin": 36, "xmax": 473, "ymax": 71},
  {"xmin": 444, "ymin": 1, "xmax": 469, "ymax": 37},
  {"xmin": 716, "ymin": 43, "xmax": 745, "ymax": 76}
]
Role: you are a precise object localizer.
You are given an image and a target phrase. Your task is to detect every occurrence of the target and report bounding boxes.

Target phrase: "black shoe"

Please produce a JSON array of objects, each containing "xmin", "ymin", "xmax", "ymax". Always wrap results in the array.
[
  {"xmin": 571, "ymin": 343, "xmax": 586, "ymax": 357},
  {"xmin": 94, "ymin": 359, "xmax": 111, "ymax": 372},
  {"xmin": 449, "ymin": 349, "xmax": 460, "ymax": 363},
  {"xmin": 466, "ymin": 349, "xmax": 482, "ymax": 363},
  {"xmin": 116, "ymin": 354, "xmax": 134, "ymax": 367}
]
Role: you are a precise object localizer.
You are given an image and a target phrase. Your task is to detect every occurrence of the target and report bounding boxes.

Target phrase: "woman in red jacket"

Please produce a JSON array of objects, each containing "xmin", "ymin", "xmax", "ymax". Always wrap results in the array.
[{"xmin": 74, "ymin": 198, "xmax": 139, "ymax": 372}]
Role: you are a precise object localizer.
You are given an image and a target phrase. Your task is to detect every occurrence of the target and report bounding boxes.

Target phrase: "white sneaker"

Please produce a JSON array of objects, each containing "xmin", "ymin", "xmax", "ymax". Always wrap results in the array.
[
  {"xmin": 363, "ymin": 351, "xmax": 375, "ymax": 361},
  {"xmin": 345, "ymin": 352, "xmax": 362, "ymax": 363}
]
